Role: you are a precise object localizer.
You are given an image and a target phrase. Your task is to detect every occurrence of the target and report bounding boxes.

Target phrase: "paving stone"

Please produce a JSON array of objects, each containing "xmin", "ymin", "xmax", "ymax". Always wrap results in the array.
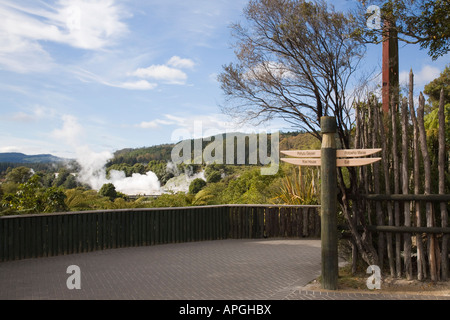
[{"xmin": 0, "ymin": 239, "xmax": 448, "ymax": 301}]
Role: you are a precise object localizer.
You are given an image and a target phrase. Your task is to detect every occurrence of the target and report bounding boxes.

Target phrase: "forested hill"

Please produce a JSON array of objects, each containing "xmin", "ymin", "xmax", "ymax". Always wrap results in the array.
[
  {"xmin": 0, "ymin": 152, "xmax": 65, "ymax": 164},
  {"xmin": 107, "ymin": 131, "xmax": 320, "ymax": 166},
  {"xmin": 107, "ymin": 143, "xmax": 176, "ymax": 166},
  {"xmin": 0, "ymin": 131, "xmax": 319, "ymax": 172},
  {"xmin": 0, "ymin": 152, "xmax": 68, "ymax": 174}
]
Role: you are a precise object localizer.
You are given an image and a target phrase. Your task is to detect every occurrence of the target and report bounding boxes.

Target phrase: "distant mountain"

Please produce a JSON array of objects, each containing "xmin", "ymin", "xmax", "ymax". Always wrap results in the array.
[{"xmin": 0, "ymin": 152, "xmax": 65, "ymax": 164}]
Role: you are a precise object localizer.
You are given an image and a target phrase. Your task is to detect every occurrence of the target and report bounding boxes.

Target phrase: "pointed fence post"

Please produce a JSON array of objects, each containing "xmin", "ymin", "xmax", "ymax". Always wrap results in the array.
[{"xmin": 320, "ymin": 116, "xmax": 338, "ymax": 290}]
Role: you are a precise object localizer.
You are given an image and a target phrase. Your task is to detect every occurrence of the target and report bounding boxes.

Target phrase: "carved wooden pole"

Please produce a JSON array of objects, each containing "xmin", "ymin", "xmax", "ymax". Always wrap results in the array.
[{"xmin": 321, "ymin": 116, "xmax": 338, "ymax": 290}]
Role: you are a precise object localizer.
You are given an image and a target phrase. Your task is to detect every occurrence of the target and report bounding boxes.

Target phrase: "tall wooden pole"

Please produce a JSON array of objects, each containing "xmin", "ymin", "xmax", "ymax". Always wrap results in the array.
[
  {"xmin": 382, "ymin": 20, "xmax": 399, "ymax": 114},
  {"xmin": 321, "ymin": 116, "xmax": 338, "ymax": 290},
  {"xmin": 438, "ymin": 88, "xmax": 448, "ymax": 281}
]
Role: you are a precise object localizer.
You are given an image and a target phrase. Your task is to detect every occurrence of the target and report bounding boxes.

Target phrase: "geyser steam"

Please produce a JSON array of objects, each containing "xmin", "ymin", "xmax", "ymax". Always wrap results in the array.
[
  {"xmin": 53, "ymin": 115, "xmax": 161, "ymax": 195},
  {"xmin": 75, "ymin": 146, "xmax": 162, "ymax": 195}
]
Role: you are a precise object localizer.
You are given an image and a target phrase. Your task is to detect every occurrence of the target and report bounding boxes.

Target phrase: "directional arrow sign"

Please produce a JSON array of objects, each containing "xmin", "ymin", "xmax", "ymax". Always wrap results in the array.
[
  {"xmin": 280, "ymin": 150, "xmax": 321, "ymax": 158},
  {"xmin": 336, "ymin": 158, "xmax": 381, "ymax": 167},
  {"xmin": 336, "ymin": 148, "xmax": 381, "ymax": 158},
  {"xmin": 280, "ymin": 148, "xmax": 381, "ymax": 158},
  {"xmin": 281, "ymin": 158, "xmax": 321, "ymax": 166},
  {"xmin": 281, "ymin": 157, "xmax": 381, "ymax": 167}
]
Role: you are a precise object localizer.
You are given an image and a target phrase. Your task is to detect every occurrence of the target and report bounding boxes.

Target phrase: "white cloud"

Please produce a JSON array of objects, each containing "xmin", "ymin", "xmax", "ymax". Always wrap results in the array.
[
  {"xmin": 117, "ymin": 80, "xmax": 157, "ymax": 90},
  {"xmin": 136, "ymin": 118, "xmax": 174, "ymax": 129},
  {"xmin": 9, "ymin": 105, "xmax": 57, "ymax": 122},
  {"xmin": 167, "ymin": 56, "xmax": 195, "ymax": 69},
  {"xmin": 72, "ymin": 67, "xmax": 157, "ymax": 90},
  {"xmin": 129, "ymin": 56, "xmax": 195, "ymax": 85},
  {"xmin": 131, "ymin": 64, "xmax": 188, "ymax": 85},
  {"xmin": 0, "ymin": 0, "xmax": 128, "ymax": 73},
  {"xmin": 0, "ymin": 35, "xmax": 55, "ymax": 73},
  {"xmin": 0, "ymin": 136, "xmax": 65, "ymax": 157},
  {"xmin": 400, "ymin": 65, "xmax": 441, "ymax": 87},
  {"xmin": 51, "ymin": 114, "xmax": 84, "ymax": 146},
  {"xmin": 52, "ymin": 0, "xmax": 129, "ymax": 50},
  {"xmin": 164, "ymin": 114, "xmax": 188, "ymax": 125}
]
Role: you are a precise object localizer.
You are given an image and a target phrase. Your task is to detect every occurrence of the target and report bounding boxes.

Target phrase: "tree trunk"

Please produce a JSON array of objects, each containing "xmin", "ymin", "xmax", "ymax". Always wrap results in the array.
[
  {"xmin": 417, "ymin": 92, "xmax": 438, "ymax": 281},
  {"xmin": 409, "ymin": 71, "xmax": 426, "ymax": 280},
  {"xmin": 391, "ymin": 94, "xmax": 402, "ymax": 278},
  {"xmin": 401, "ymin": 97, "xmax": 412, "ymax": 280},
  {"xmin": 438, "ymin": 88, "xmax": 449, "ymax": 281},
  {"xmin": 372, "ymin": 97, "xmax": 385, "ymax": 269},
  {"xmin": 380, "ymin": 103, "xmax": 396, "ymax": 277}
]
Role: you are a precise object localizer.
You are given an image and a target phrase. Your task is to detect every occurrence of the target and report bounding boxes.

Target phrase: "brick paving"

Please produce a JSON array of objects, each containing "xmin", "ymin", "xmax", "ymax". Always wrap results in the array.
[{"xmin": 0, "ymin": 239, "xmax": 448, "ymax": 300}]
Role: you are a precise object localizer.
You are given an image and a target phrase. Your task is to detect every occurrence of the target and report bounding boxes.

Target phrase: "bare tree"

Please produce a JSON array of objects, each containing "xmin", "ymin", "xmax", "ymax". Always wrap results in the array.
[
  {"xmin": 219, "ymin": 0, "xmax": 366, "ymax": 150},
  {"xmin": 219, "ymin": 0, "xmax": 380, "ymax": 265}
]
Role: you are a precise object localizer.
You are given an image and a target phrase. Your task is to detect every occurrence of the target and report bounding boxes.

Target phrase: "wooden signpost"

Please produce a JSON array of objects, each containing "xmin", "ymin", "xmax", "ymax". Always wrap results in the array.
[
  {"xmin": 281, "ymin": 117, "xmax": 381, "ymax": 290},
  {"xmin": 281, "ymin": 157, "xmax": 381, "ymax": 167}
]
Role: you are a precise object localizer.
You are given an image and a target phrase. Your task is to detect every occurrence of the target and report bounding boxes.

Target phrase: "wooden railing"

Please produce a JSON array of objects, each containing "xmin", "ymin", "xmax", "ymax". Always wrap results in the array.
[{"xmin": 0, "ymin": 204, "xmax": 320, "ymax": 262}]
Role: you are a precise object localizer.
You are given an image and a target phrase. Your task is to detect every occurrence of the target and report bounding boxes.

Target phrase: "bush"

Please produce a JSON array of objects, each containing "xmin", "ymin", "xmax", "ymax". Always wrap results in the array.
[
  {"xmin": 188, "ymin": 178, "xmax": 207, "ymax": 194},
  {"xmin": 206, "ymin": 171, "xmax": 222, "ymax": 183},
  {"xmin": 98, "ymin": 183, "xmax": 118, "ymax": 201}
]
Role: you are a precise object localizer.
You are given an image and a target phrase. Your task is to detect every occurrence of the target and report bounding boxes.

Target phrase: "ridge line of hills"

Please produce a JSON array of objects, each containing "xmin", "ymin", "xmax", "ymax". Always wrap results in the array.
[{"xmin": 0, "ymin": 131, "xmax": 318, "ymax": 168}]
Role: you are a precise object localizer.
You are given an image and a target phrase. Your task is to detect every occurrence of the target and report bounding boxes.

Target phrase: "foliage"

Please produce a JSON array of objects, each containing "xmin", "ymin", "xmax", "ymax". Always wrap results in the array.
[
  {"xmin": 188, "ymin": 178, "xmax": 207, "ymax": 194},
  {"xmin": 220, "ymin": 167, "xmax": 282, "ymax": 204},
  {"xmin": 219, "ymin": 0, "xmax": 365, "ymax": 149},
  {"xmin": 424, "ymin": 64, "xmax": 450, "ymax": 110},
  {"xmin": 423, "ymin": 65, "xmax": 450, "ymax": 193},
  {"xmin": 272, "ymin": 166, "xmax": 319, "ymax": 205},
  {"xmin": 1, "ymin": 175, "xmax": 68, "ymax": 214},
  {"xmin": 149, "ymin": 192, "xmax": 192, "ymax": 208},
  {"xmin": 356, "ymin": 0, "xmax": 450, "ymax": 60},
  {"xmin": 98, "ymin": 183, "xmax": 118, "ymax": 201},
  {"xmin": 5, "ymin": 166, "xmax": 33, "ymax": 184},
  {"xmin": 64, "ymin": 188, "xmax": 105, "ymax": 211},
  {"xmin": 107, "ymin": 144, "xmax": 174, "ymax": 166},
  {"xmin": 190, "ymin": 189, "xmax": 215, "ymax": 206},
  {"xmin": 147, "ymin": 160, "xmax": 174, "ymax": 185},
  {"xmin": 0, "ymin": 131, "xmax": 320, "ymax": 213},
  {"xmin": 206, "ymin": 171, "xmax": 222, "ymax": 183}
]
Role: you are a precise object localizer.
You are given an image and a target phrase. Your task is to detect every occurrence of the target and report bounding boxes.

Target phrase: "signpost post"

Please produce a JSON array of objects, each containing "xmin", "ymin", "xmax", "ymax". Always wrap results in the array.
[
  {"xmin": 280, "ymin": 116, "xmax": 382, "ymax": 290},
  {"xmin": 320, "ymin": 116, "xmax": 338, "ymax": 290}
]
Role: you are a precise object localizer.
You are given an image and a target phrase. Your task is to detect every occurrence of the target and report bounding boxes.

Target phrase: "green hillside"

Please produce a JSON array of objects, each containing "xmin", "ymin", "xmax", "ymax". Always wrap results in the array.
[
  {"xmin": 0, "ymin": 152, "xmax": 65, "ymax": 164},
  {"xmin": 107, "ymin": 131, "xmax": 318, "ymax": 167}
]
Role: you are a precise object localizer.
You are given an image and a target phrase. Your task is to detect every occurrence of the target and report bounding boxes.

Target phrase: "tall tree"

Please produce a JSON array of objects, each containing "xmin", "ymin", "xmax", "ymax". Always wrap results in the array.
[
  {"xmin": 219, "ymin": 0, "xmax": 366, "ymax": 149},
  {"xmin": 219, "ymin": 0, "xmax": 379, "ymax": 265},
  {"xmin": 356, "ymin": 0, "xmax": 450, "ymax": 60}
]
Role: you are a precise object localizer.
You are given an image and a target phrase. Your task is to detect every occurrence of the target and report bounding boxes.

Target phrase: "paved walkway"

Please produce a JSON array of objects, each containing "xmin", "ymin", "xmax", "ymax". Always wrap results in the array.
[{"xmin": 0, "ymin": 239, "xmax": 448, "ymax": 300}]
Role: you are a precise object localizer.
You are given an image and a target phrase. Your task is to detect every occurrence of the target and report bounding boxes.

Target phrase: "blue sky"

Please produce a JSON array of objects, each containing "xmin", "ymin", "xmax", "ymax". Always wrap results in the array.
[{"xmin": 0, "ymin": 0, "xmax": 448, "ymax": 159}]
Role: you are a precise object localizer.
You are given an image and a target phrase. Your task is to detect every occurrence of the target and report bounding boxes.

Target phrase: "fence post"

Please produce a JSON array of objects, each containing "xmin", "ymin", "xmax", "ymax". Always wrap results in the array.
[{"xmin": 320, "ymin": 116, "xmax": 338, "ymax": 290}]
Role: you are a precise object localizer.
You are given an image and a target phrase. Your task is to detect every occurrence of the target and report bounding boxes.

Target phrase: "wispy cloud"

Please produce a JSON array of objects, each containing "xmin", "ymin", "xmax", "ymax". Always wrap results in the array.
[
  {"xmin": 9, "ymin": 105, "xmax": 57, "ymax": 122},
  {"xmin": 130, "ymin": 56, "xmax": 195, "ymax": 85},
  {"xmin": 134, "ymin": 112, "xmax": 275, "ymax": 140},
  {"xmin": 0, "ymin": 0, "xmax": 128, "ymax": 73},
  {"xmin": 167, "ymin": 56, "xmax": 196, "ymax": 69},
  {"xmin": 131, "ymin": 65, "xmax": 188, "ymax": 85},
  {"xmin": 118, "ymin": 80, "xmax": 157, "ymax": 91},
  {"xmin": 135, "ymin": 118, "xmax": 175, "ymax": 129},
  {"xmin": 72, "ymin": 67, "xmax": 157, "ymax": 90}
]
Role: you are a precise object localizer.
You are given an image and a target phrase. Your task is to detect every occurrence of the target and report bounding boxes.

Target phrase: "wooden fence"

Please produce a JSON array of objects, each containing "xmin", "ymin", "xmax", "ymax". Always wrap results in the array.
[
  {"xmin": 0, "ymin": 204, "xmax": 320, "ymax": 262},
  {"xmin": 352, "ymin": 70, "xmax": 449, "ymax": 281}
]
